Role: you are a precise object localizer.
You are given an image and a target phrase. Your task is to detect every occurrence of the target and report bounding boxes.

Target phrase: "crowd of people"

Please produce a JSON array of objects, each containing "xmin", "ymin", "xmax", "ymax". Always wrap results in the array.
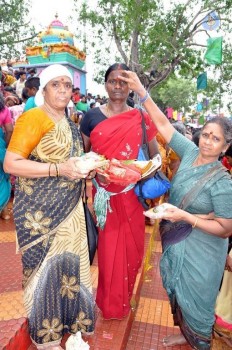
[{"xmin": 0, "ymin": 62, "xmax": 231, "ymax": 350}]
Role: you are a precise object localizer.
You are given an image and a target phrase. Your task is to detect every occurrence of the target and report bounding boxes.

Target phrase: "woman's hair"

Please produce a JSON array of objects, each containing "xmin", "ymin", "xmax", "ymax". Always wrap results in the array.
[
  {"xmin": 202, "ymin": 116, "xmax": 232, "ymax": 144},
  {"xmin": 172, "ymin": 121, "xmax": 186, "ymax": 136},
  {"xmin": 225, "ymin": 143, "xmax": 232, "ymax": 157},
  {"xmin": 25, "ymin": 76, "xmax": 40, "ymax": 90},
  {"xmin": 22, "ymin": 87, "xmax": 29, "ymax": 101},
  {"xmin": 0, "ymin": 93, "xmax": 6, "ymax": 111},
  {"xmin": 104, "ymin": 63, "xmax": 130, "ymax": 82},
  {"xmin": 192, "ymin": 130, "xmax": 201, "ymax": 146}
]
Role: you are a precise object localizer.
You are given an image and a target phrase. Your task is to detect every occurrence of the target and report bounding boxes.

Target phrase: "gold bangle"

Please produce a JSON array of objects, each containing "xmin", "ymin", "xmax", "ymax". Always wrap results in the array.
[{"xmin": 192, "ymin": 217, "xmax": 199, "ymax": 228}]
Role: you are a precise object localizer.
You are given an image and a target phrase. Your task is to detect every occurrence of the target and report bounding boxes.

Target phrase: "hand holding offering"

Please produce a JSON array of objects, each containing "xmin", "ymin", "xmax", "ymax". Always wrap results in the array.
[
  {"xmin": 144, "ymin": 203, "xmax": 175, "ymax": 219},
  {"xmin": 77, "ymin": 152, "xmax": 109, "ymax": 171}
]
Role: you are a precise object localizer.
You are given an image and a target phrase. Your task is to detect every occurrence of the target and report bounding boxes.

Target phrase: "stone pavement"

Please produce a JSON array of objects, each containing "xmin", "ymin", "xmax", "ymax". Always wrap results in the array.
[{"xmin": 0, "ymin": 198, "xmax": 229, "ymax": 350}]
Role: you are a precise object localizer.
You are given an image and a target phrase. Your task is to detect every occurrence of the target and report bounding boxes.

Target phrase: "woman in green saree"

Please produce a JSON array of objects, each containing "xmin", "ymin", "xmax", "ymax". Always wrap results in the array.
[
  {"xmin": 4, "ymin": 65, "xmax": 96, "ymax": 349},
  {"xmin": 118, "ymin": 70, "xmax": 232, "ymax": 350}
]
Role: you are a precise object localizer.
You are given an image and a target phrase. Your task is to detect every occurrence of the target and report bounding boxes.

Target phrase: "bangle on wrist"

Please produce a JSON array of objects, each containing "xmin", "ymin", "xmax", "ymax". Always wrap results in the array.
[
  {"xmin": 192, "ymin": 217, "xmax": 199, "ymax": 228},
  {"xmin": 139, "ymin": 91, "xmax": 150, "ymax": 104},
  {"xmin": 57, "ymin": 164, "xmax": 60, "ymax": 177},
  {"xmin": 48, "ymin": 163, "xmax": 52, "ymax": 177},
  {"xmin": 54, "ymin": 163, "xmax": 59, "ymax": 177}
]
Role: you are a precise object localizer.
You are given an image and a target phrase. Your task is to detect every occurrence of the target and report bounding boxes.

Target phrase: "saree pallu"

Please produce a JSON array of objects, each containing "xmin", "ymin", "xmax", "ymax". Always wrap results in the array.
[
  {"xmin": 13, "ymin": 116, "xmax": 94, "ymax": 347},
  {"xmin": 160, "ymin": 163, "xmax": 229, "ymax": 350},
  {"xmin": 90, "ymin": 109, "xmax": 157, "ymax": 319},
  {"xmin": 0, "ymin": 128, "xmax": 11, "ymax": 211}
]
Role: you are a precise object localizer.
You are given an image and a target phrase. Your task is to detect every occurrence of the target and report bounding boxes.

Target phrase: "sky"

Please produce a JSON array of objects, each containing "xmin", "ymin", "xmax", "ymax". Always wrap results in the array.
[
  {"xmin": 29, "ymin": 0, "xmax": 106, "ymax": 95},
  {"xmin": 28, "ymin": 0, "xmax": 230, "ymax": 112}
]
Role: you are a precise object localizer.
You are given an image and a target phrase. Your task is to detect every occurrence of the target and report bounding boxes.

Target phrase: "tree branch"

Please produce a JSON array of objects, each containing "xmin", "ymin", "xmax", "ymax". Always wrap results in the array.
[{"xmin": 0, "ymin": 32, "xmax": 39, "ymax": 46}]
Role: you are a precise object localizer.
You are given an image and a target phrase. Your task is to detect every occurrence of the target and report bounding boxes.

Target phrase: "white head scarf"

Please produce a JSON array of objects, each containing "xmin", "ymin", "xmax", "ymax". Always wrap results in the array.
[{"xmin": 35, "ymin": 64, "xmax": 73, "ymax": 106}]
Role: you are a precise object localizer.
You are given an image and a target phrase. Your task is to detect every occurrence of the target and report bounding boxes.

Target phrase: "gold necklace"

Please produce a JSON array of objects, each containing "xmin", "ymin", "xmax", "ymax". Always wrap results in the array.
[
  {"xmin": 106, "ymin": 103, "xmax": 130, "ymax": 118},
  {"xmin": 42, "ymin": 105, "xmax": 65, "ymax": 123}
]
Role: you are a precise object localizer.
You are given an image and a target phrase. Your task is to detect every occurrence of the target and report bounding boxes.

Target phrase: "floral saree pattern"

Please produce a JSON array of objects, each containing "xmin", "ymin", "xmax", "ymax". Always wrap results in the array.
[{"xmin": 12, "ymin": 111, "xmax": 95, "ymax": 346}]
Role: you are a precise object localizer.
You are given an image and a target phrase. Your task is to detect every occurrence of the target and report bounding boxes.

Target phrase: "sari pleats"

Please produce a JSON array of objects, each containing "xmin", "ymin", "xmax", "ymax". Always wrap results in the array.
[{"xmin": 13, "ymin": 114, "xmax": 95, "ymax": 346}]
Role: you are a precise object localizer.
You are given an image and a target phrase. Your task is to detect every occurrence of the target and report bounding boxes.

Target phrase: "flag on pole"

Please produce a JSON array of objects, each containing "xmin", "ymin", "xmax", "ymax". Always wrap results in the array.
[
  {"xmin": 204, "ymin": 37, "xmax": 223, "ymax": 64},
  {"xmin": 197, "ymin": 72, "xmax": 207, "ymax": 90}
]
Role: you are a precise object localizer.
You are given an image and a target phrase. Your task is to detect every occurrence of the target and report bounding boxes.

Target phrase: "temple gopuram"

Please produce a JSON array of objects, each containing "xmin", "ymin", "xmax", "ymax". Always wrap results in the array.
[{"xmin": 14, "ymin": 15, "xmax": 87, "ymax": 93}]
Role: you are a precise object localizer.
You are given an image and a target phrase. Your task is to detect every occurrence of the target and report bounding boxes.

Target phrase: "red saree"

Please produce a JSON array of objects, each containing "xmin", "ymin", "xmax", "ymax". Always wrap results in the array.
[{"xmin": 90, "ymin": 109, "xmax": 157, "ymax": 319}]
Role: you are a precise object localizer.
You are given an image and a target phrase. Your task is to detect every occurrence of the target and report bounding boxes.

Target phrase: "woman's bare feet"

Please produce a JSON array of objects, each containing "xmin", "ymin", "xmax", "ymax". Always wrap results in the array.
[
  {"xmin": 1, "ymin": 207, "xmax": 10, "ymax": 220},
  {"xmin": 162, "ymin": 334, "xmax": 187, "ymax": 347}
]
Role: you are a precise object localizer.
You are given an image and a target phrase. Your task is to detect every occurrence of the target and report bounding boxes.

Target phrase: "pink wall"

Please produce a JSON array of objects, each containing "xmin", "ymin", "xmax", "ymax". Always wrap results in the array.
[{"xmin": 73, "ymin": 70, "xmax": 81, "ymax": 88}]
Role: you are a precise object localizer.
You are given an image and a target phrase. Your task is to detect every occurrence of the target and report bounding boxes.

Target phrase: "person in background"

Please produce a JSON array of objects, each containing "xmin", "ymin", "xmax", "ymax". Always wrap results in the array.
[
  {"xmin": 27, "ymin": 68, "xmax": 37, "ymax": 78},
  {"xmin": 94, "ymin": 97, "xmax": 102, "ymax": 107},
  {"xmin": 4, "ymin": 64, "xmax": 96, "ymax": 349},
  {"xmin": 80, "ymin": 63, "xmax": 159, "ymax": 320},
  {"xmin": 0, "ymin": 93, "xmax": 13, "ymax": 220},
  {"xmin": 221, "ymin": 143, "xmax": 232, "ymax": 174},
  {"xmin": 119, "ymin": 70, "xmax": 232, "ymax": 350},
  {"xmin": 126, "ymin": 91, "xmax": 135, "ymax": 107},
  {"xmin": 3, "ymin": 88, "xmax": 20, "ymax": 107},
  {"xmin": 86, "ymin": 92, "xmax": 95, "ymax": 107},
  {"xmin": 214, "ymin": 236, "xmax": 232, "ymax": 347},
  {"xmin": 76, "ymin": 95, "xmax": 89, "ymax": 115},
  {"xmin": 24, "ymin": 77, "xmax": 40, "ymax": 112},
  {"xmin": 90, "ymin": 102, "xmax": 96, "ymax": 109},
  {"xmin": 0, "ymin": 66, "xmax": 16, "ymax": 87},
  {"xmin": 11, "ymin": 71, "xmax": 27, "ymax": 98},
  {"xmin": 192, "ymin": 129, "xmax": 201, "ymax": 146},
  {"xmin": 166, "ymin": 121, "xmax": 186, "ymax": 180},
  {"xmin": 71, "ymin": 87, "xmax": 80, "ymax": 104}
]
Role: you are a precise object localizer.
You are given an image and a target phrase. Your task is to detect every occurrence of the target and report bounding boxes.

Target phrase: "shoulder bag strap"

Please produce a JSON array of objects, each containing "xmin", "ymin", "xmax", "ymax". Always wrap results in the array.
[
  {"xmin": 139, "ymin": 108, "xmax": 151, "ymax": 159},
  {"xmin": 179, "ymin": 164, "xmax": 226, "ymax": 210}
]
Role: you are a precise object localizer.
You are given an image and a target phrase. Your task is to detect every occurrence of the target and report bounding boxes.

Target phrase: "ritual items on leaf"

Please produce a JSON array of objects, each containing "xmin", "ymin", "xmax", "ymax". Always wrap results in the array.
[
  {"xmin": 96, "ymin": 158, "xmax": 142, "ymax": 186},
  {"xmin": 77, "ymin": 152, "xmax": 109, "ymax": 171},
  {"xmin": 123, "ymin": 154, "xmax": 162, "ymax": 179},
  {"xmin": 82, "ymin": 152, "xmax": 162, "ymax": 186}
]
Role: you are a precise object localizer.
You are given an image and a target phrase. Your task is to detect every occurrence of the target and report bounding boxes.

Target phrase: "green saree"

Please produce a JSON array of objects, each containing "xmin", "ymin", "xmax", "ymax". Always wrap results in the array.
[{"xmin": 160, "ymin": 131, "xmax": 232, "ymax": 350}]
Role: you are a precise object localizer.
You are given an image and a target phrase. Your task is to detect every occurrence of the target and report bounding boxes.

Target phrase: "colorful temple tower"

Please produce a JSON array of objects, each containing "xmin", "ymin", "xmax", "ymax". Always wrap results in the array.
[{"xmin": 17, "ymin": 15, "xmax": 87, "ymax": 93}]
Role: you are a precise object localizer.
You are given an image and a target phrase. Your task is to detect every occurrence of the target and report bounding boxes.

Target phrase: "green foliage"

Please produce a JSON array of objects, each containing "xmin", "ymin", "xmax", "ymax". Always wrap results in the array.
[
  {"xmin": 78, "ymin": 0, "xmax": 232, "ymax": 95},
  {"xmin": 0, "ymin": 0, "xmax": 36, "ymax": 59},
  {"xmin": 151, "ymin": 76, "xmax": 197, "ymax": 112}
]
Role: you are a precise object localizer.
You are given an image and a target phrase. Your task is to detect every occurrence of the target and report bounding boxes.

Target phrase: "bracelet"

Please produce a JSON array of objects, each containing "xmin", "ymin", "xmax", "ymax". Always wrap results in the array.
[
  {"xmin": 54, "ymin": 163, "xmax": 59, "ymax": 177},
  {"xmin": 48, "ymin": 163, "xmax": 52, "ymax": 177},
  {"xmin": 139, "ymin": 91, "xmax": 150, "ymax": 104},
  {"xmin": 192, "ymin": 217, "xmax": 199, "ymax": 228},
  {"xmin": 57, "ymin": 164, "xmax": 60, "ymax": 177}
]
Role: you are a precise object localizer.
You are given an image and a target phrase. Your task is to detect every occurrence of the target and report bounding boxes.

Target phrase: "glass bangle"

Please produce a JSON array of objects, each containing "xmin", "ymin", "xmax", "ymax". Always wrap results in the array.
[{"xmin": 139, "ymin": 91, "xmax": 150, "ymax": 104}]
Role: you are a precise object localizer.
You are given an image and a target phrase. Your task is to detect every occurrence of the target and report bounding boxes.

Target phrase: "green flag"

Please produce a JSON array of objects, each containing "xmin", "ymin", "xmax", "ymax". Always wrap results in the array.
[
  {"xmin": 197, "ymin": 72, "xmax": 207, "ymax": 90},
  {"xmin": 204, "ymin": 37, "xmax": 223, "ymax": 64},
  {"xmin": 198, "ymin": 115, "xmax": 205, "ymax": 125}
]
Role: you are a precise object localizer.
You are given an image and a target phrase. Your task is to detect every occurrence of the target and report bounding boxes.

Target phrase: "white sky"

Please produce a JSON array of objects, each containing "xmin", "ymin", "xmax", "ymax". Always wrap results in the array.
[{"xmin": 29, "ymin": 0, "xmax": 106, "ymax": 95}]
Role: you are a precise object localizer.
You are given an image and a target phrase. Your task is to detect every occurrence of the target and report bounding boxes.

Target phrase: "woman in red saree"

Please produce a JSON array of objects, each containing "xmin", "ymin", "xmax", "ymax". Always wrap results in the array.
[{"xmin": 80, "ymin": 63, "xmax": 158, "ymax": 319}]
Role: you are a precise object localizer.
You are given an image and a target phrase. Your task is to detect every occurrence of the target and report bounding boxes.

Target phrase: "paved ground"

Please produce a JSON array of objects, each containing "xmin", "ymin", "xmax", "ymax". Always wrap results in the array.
[{"xmin": 0, "ymin": 197, "xmax": 229, "ymax": 349}]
